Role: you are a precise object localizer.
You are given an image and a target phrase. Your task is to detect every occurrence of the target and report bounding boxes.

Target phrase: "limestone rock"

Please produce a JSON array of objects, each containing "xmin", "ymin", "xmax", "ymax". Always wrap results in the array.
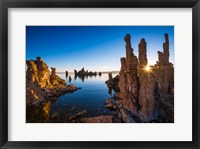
[
  {"xmin": 119, "ymin": 108, "xmax": 136, "ymax": 123},
  {"xmin": 68, "ymin": 110, "xmax": 87, "ymax": 121},
  {"xmin": 138, "ymin": 38, "xmax": 156, "ymax": 121},
  {"xmin": 26, "ymin": 57, "xmax": 78, "ymax": 106},
  {"xmin": 114, "ymin": 33, "xmax": 174, "ymax": 122},
  {"xmin": 50, "ymin": 67, "xmax": 66, "ymax": 86},
  {"xmin": 105, "ymin": 73, "xmax": 120, "ymax": 92},
  {"xmin": 81, "ymin": 115, "xmax": 113, "ymax": 123},
  {"xmin": 118, "ymin": 34, "xmax": 139, "ymax": 113}
]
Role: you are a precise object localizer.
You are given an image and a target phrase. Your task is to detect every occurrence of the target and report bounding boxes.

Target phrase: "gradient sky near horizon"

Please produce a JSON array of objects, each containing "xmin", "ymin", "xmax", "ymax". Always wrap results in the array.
[{"xmin": 26, "ymin": 26, "xmax": 174, "ymax": 72}]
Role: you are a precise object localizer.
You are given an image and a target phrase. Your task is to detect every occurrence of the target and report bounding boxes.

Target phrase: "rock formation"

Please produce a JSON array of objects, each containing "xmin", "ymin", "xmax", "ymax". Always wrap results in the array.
[
  {"xmin": 26, "ymin": 57, "xmax": 79, "ymax": 106},
  {"xmin": 105, "ymin": 33, "xmax": 174, "ymax": 123},
  {"xmin": 118, "ymin": 34, "xmax": 139, "ymax": 113},
  {"xmin": 138, "ymin": 39, "xmax": 156, "ymax": 121},
  {"xmin": 105, "ymin": 73, "xmax": 120, "ymax": 92},
  {"xmin": 69, "ymin": 76, "xmax": 72, "ymax": 82},
  {"xmin": 65, "ymin": 71, "xmax": 68, "ymax": 77},
  {"xmin": 81, "ymin": 115, "xmax": 113, "ymax": 123},
  {"xmin": 74, "ymin": 67, "xmax": 97, "ymax": 76},
  {"xmin": 26, "ymin": 59, "xmax": 44, "ymax": 105},
  {"xmin": 155, "ymin": 34, "xmax": 174, "ymax": 121},
  {"xmin": 50, "ymin": 67, "xmax": 66, "ymax": 86},
  {"xmin": 157, "ymin": 33, "xmax": 174, "ymax": 96},
  {"xmin": 74, "ymin": 69, "xmax": 77, "ymax": 76}
]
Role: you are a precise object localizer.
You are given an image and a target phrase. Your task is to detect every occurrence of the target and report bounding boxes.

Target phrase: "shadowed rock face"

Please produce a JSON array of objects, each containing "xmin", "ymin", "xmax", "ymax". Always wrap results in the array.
[
  {"xmin": 138, "ymin": 38, "xmax": 156, "ymax": 121},
  {"xmin": 106, "ymin": 33, "xmax": 174, "ymax": 123},
  {"xmin": 118, "ymin": 34, "xmax": 139, "ymax": 113},
  {"xmin": 156, "ymin": 33, "xmax": 174, "ymax": 96},
  {"xmin": 105, "ymin": 73, "xmax": 120, "ymax": 92},
  {"xmin": 138, "ymin": 38, "xmax": 147, "ymax": 72},
  {"xmin": 81, "ymin": 115, "xmax": 113, "ymax": 123}
]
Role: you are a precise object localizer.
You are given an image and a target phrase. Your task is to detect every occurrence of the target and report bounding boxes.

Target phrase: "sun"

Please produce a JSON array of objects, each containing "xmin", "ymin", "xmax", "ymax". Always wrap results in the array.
[{"xmin": 145, "ymin": 65, "xmax": 151, "ymax": 71}]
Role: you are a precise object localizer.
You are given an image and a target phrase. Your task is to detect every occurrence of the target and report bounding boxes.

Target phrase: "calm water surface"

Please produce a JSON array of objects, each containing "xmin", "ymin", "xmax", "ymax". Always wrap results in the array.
[{"xmin": 50, "ymin": 73, "xmax": 118, "ymax": 117}]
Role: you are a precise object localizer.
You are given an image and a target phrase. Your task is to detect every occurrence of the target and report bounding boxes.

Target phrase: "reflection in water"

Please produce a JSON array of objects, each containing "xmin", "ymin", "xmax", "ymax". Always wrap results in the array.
[
  {"xmin": 26, "ymin": 101, "xmax": 51, "ymax": 123},
  {"xmin": 69, "ymin": 76, "xmax": 72, "ymax": 83},
  {"xmin": 27, "ymin": 73, "xmax": 119, "ymax": 123},
  {"xmin": 74, "ymin": 75, "xmax": 77, "ymax": 81},
  {"xmin": 74, "ymin": 73, "xmax": 99, "ymax": 82},
  {"xmin": 51, "ymin": 73, "xmax": 119, "ymax": 118},
  {"xmin": 65, "ymin": 71, "xmax": 68, "ymax": 77},
  {"xmin": 42, "ymin": 101, "xmax": 50, "ymax": 122},
  {"xmin": 78, "ymin": 75, "xmax": 85, "ymax": 82}
]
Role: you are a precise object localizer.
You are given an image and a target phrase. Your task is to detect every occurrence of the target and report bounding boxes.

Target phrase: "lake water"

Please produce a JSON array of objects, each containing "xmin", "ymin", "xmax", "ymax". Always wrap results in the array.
[{"xmin": 50, "ymin": 73, "xmax": 118, "ymax": 119}]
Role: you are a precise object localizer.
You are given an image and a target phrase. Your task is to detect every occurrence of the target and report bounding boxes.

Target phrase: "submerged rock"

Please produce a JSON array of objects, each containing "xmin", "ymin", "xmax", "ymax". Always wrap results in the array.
[{"xmin": 68, "ymin": 110, "xmax": 87, "ymax": 121}]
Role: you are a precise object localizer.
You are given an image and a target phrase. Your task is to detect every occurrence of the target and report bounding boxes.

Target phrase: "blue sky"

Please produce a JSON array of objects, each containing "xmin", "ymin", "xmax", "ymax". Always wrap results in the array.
[{"xmin": 26, "ymin": 26, "xmax": 174, "ymax": 72}]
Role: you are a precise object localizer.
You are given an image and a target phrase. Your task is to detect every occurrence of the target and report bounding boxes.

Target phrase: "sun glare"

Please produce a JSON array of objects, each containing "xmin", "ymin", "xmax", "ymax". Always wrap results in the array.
[{"xmin": 145, "ymin": 65, "xmax": 151, "ymax": 71}]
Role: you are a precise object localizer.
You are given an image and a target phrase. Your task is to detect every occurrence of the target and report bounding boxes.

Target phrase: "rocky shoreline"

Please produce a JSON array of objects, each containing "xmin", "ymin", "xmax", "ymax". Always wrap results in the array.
[
  {"xmin": 26, "ymin": 57, "xmax": 81, "ymax": 122},
  {"xmin": 104, "ymin": 33, "xmax": 174, "ymax": 123},
  {"xmin": 26, "ymin": 33, "xmax": 174, "ymax": 123}
]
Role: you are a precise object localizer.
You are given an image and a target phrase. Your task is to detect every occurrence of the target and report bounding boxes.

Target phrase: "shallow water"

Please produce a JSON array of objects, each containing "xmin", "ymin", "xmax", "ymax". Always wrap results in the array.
[{"xmin": 50, "ymin": 73, "xmax": 118, "ymax": 118}]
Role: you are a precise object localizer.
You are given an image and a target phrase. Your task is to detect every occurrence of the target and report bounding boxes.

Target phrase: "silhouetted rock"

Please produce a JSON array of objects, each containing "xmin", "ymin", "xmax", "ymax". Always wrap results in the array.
[
  {"xmin": 69, "ymin": 76, "xmax": 72, "ymax": 82},
  {"xmin": 74, "ymin": 67, "xmax": 98, "ymax": 78},
  {"xmin": 65, "ymin": 71, "xmax": 68, "ymax": 77},
  {"xmin": 74, "ymin": 69, "xmax": 77, "ymax": 75}
]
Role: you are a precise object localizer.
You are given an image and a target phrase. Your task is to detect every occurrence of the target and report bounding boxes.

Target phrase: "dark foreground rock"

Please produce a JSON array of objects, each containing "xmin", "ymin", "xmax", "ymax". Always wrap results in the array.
[
  {"xmin": 68, "ymin": 110, "xmax": 87, "ymax": 121},
  {"xmin": 81, "ymin": 115, "xmax": 113, "ymax": 123}
]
